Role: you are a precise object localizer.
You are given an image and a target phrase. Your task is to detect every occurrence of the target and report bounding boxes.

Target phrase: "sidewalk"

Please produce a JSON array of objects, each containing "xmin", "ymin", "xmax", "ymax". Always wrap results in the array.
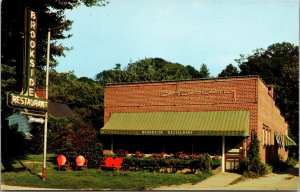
[
  {"xmin": 152, "ymin": 172, "xmax": 241, "ymax": 190},
  {"xmin": 153, "ymin": 165, "xmax": 299, "ymax": 190},
  {"xmin": 1, "ymin": 184, "xmax": 65, "ymax": 190}
]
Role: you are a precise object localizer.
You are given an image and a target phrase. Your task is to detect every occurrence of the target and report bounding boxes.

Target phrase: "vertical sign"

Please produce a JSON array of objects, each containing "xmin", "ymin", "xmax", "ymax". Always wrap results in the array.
[
  {"xmin": 7, "ymin": 8, "xmax": 48, "ymax": 110},
  {"xmin": 22, "ymin": 9, "xmax": 37, "ymax": 97}
]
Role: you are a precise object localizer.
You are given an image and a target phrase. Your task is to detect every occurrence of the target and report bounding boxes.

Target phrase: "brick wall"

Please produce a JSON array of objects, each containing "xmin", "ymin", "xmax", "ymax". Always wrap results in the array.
[
  {"xmin": 104, "ymin": 77, "xmax": 259, "ymax": 129},
  {"xmin": 103, "ymin": 76, "xmax": 289, "ymax": 162},
  {"xmin": 257, "ymin": 80, "xmax": 288, "ymax": 162}
]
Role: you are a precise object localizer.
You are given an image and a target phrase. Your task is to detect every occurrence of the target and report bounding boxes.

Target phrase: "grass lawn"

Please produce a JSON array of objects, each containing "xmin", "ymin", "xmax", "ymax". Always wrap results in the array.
[{"xmin": 1, "ymin": 154, "xmax": 213, "ymax": 190}]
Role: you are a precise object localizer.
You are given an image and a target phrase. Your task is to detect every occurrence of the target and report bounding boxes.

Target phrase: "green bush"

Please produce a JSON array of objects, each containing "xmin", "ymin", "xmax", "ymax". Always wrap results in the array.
[
  {"xmin": 122, "ymin": 154, "xmax": 212, "ymax": 173},
  {"xmin": 116, "ymin": 149, "xmax": 128, "ymax": 157},
  {"xmin": 286, "ymin": 157, "xmax": 298, "ymax": 167},
  {"xmin": 53, "ymin": 117, "xmax": 103, "ymax": 168},
  {"xmin": 238, "ymin": 132, "xmax": 271, "ymax": 177},
  {"xmin": 238, "ymin": 158, "xmax": 271, "ymax": 177}
]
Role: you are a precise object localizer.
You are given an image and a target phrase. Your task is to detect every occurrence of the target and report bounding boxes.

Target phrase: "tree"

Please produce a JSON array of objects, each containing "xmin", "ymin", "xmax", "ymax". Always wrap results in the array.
[
  {"xmin": 239, "ymin": 131, "xmax": 270, "ymax": 176},
  {"xmin": 1, "ymin": 0, "xmax": 107, "ymax": 161},
  {"xmin": 236, "ymin": 42, "xmax": 299, "ymax": 148},
  {"xmin": 199, "ymin": 63, "xmax": 210, "ymax": 78},
  {"xmin": 218, "ymin": 64, "xmax": 239, "ymax": 77},
  {"xmin": 1, "ymin": 0, "xmax": 107, "ymax": 93},
  {"xmin": 49, "ymin": 71, "xmax": 104, "ymax": 128},
  {"xmin": 185, "ymin": 65, "xmax": 201, "ymax": 79},
  {"xmin": 95, "ymin": 58, "xmax": 193, "ymax": 84},
  {"xmin": 48, "ymin": 116, "xmax": 103, "ymax": 167}
]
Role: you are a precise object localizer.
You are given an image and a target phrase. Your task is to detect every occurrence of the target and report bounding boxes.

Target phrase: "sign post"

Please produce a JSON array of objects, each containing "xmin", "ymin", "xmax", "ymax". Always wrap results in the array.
[
  {"xmin": 6, "ymin": 9, "xmax": 49, "ymax": 182},
  {"xmin": 42, "ymin": 28, "xmax": 51, "ymax": 182}
]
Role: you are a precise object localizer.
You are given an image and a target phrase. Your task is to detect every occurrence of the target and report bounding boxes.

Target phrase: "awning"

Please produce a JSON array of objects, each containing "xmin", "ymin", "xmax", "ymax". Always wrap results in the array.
[
  {"xmin": 285, "ymin": 135, "xmax": 297, "ymax": 147},
  {"xmin": 275, "ymin": 133, "xmax": 283, "ymax": 147},
  {"xmin": 100, "ymin": 111, "xmax": 249, "ymax": 136}
]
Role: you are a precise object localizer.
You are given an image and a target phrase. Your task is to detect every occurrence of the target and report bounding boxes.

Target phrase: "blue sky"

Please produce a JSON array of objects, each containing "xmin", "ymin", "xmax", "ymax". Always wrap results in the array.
[{"xmin": 54, "ymin": 0, "xmax": 299, "ymax": 79}]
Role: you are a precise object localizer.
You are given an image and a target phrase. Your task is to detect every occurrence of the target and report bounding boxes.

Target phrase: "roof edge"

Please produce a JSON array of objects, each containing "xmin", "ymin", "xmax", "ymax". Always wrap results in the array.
[{"xmin": 105, "ymin": 75, "xmax": 262, "ymax": 87}]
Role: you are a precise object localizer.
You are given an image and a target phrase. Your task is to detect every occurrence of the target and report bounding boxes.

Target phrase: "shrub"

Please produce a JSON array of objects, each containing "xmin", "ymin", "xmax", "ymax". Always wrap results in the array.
[
  {"xmin": 116, "ymin": 149, "xmax": 128, "ymax": 157},
  {"xmin": 152, "ymin": 153, "xmax": 163, "ymax": 158},
  {"xmin": 200, "ymin": 153, "xmax": 212, "ymax": 171},
  {"xmin": 176, "ymin": 151, "xmax": 192, "ymax": 159},
  {"xmin": 53, "ymin": 117, "xmax": 103, "ymax": 168},
  {"xmin": 122, "ymin": 153, "xmax": 212, "ymax": 173},
  {"xmin": 286, "ymin": 157, "xmax": 298, "ymax": 167},
  {"xmin": 133, "ymin": 151, "xmax": 144, "ymax": 158},
  {"xmin": 238, "ymin": 132, "xmax": 271, "ymax": 177},
  {"xmin": 212, "ymin": 155, "xmax": 222, "ymax": 160},
  {"xmin": 239, "ymin": 158, "xmax": 271, "ymax": 177}
]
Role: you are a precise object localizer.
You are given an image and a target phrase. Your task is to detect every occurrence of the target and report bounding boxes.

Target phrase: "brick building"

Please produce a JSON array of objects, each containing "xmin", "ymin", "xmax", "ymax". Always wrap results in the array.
[{"xmin": 100, "ymin": 76, "xmax": 296, "ymax": 171}]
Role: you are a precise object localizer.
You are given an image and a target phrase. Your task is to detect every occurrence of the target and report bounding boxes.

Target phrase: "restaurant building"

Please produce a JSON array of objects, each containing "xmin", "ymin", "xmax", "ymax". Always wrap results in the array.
[{"xmin": 100, "ymin": 76, "xmax": 296, "ymax": 171}]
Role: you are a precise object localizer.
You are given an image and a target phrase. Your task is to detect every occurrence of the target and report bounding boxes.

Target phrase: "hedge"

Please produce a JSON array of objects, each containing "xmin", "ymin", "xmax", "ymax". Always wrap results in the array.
[{"xmin": 120, "ymin": 153, "xmax": 212, "ymax": 173}]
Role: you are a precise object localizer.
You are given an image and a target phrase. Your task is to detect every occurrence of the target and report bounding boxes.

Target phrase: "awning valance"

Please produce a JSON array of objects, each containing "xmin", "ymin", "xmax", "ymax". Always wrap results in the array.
[
  {"xmin": 285, "ymin": 135, "xmax": 297, "ymax": 147},
  {"xmin": 100, "ymin": 111, "xmax": 249, "ymax": 136}
]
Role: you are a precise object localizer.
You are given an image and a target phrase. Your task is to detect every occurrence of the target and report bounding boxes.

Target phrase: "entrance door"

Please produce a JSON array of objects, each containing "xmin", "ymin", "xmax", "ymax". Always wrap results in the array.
[
  {"xmin": 225, "ymin": 148, "xmax": 242, "ymax": 171},
  {"xmin": 224, "ymin": 136, "xmax": 243, "ymax": 171}
]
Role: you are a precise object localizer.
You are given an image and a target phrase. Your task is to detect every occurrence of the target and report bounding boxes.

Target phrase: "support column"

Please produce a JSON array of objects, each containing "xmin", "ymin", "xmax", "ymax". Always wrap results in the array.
[
  {"xmin": 191, "ymin": 138, "xmax": 194, "ymax": 154},
  {"xmin": 244, "ymin": 138, "xmax": 247, "ymax": 158},
  {"xmin": 222, "ymin": 136, "xmax": 225, "ymax": 172},
  {"xmin": 111, "ymin": 135, "xmax": 114, "ymax": 153}
]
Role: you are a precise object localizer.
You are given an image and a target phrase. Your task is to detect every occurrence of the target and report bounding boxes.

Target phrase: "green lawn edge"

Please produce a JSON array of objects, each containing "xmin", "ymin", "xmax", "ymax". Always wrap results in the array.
[{"xmin": 1, "ymin": 154, "xmax": 213, "ymax": 190}]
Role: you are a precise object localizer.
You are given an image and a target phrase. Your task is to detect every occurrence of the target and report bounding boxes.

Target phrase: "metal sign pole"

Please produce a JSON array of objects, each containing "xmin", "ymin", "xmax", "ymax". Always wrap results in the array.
[{"xmin": 42, "ymin": 28, "xmax": 50, "ymax": 182}]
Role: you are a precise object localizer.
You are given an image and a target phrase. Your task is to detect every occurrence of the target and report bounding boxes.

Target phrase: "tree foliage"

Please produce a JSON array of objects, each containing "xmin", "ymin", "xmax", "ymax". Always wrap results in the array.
[
  {"xmin": 1, "ymin": 0, "xmax": 106, "ymax": 162},
  {"xmin": 1, "ymin": 0, "xmax": 107, "ymax": 94},
  {"xmin": 49, "ymin": 70, "xmax": 104, "ymax": 127},
  {"xmin": 95, "ymin": 58, "xmax": 202, "ymax": 84},
  {"xmin": 50, "ymin": 117, "xmax": 103, "ymax": 167},
  {"xmin": 236, "ymin": 42, "xmax": 299, "ymax": 145},
  {"xmin": 199, "ymin": 63, "xmax": 210, "ymax": 78},
  {"xmin": 218, "ymin": 64, "xmax": 239, "ymax": 77}
]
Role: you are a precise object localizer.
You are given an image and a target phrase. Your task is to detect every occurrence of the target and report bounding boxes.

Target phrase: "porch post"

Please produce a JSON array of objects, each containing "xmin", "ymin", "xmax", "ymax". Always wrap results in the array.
[
  {"xmin": 111, "ymin": 135, "xmax": 114, "ymax": 153},
  {"xmin": 222, "ymin": 136, "xmax": 225, "ymax": 172},
  {"xmin": 192, "ymin": 138, "xmax": 194, "ymax": 154}
]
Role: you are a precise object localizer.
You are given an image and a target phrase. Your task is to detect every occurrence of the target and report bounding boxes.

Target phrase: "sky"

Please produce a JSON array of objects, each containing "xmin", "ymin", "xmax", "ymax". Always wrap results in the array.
[{"xmin": 54, "ymin": 0, "xmax": 299, "ymax": 79}]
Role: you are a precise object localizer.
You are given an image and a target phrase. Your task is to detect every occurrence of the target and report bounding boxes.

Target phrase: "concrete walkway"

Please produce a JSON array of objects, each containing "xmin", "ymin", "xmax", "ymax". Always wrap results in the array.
[
  {"xmin": 153, "ymin": 165, "xmax": 299, "ymax": 190},
  {"xmin": 0, "ymin": 184, "xmax": 65, "ymax": 190},
  {"xmin": 152, "ymin": 172, "xmax": 241, "ymax": 190}
]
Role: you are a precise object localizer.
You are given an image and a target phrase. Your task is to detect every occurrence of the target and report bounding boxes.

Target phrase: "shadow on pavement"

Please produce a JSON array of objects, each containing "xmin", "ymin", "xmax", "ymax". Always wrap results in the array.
[{"xmin": 275, "ymin": 167, "xmax": 299, "ymax": 177}]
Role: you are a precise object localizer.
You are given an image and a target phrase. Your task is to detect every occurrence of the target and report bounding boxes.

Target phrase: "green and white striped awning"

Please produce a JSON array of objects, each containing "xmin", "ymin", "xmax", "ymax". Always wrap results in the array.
[
  {"xmin": 285, "ymin": 135, "xmax": 297, "ymax": 147},
  {"xmin": 100, "ymin": 111, "xmax": 250, "ymax": 136}
]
